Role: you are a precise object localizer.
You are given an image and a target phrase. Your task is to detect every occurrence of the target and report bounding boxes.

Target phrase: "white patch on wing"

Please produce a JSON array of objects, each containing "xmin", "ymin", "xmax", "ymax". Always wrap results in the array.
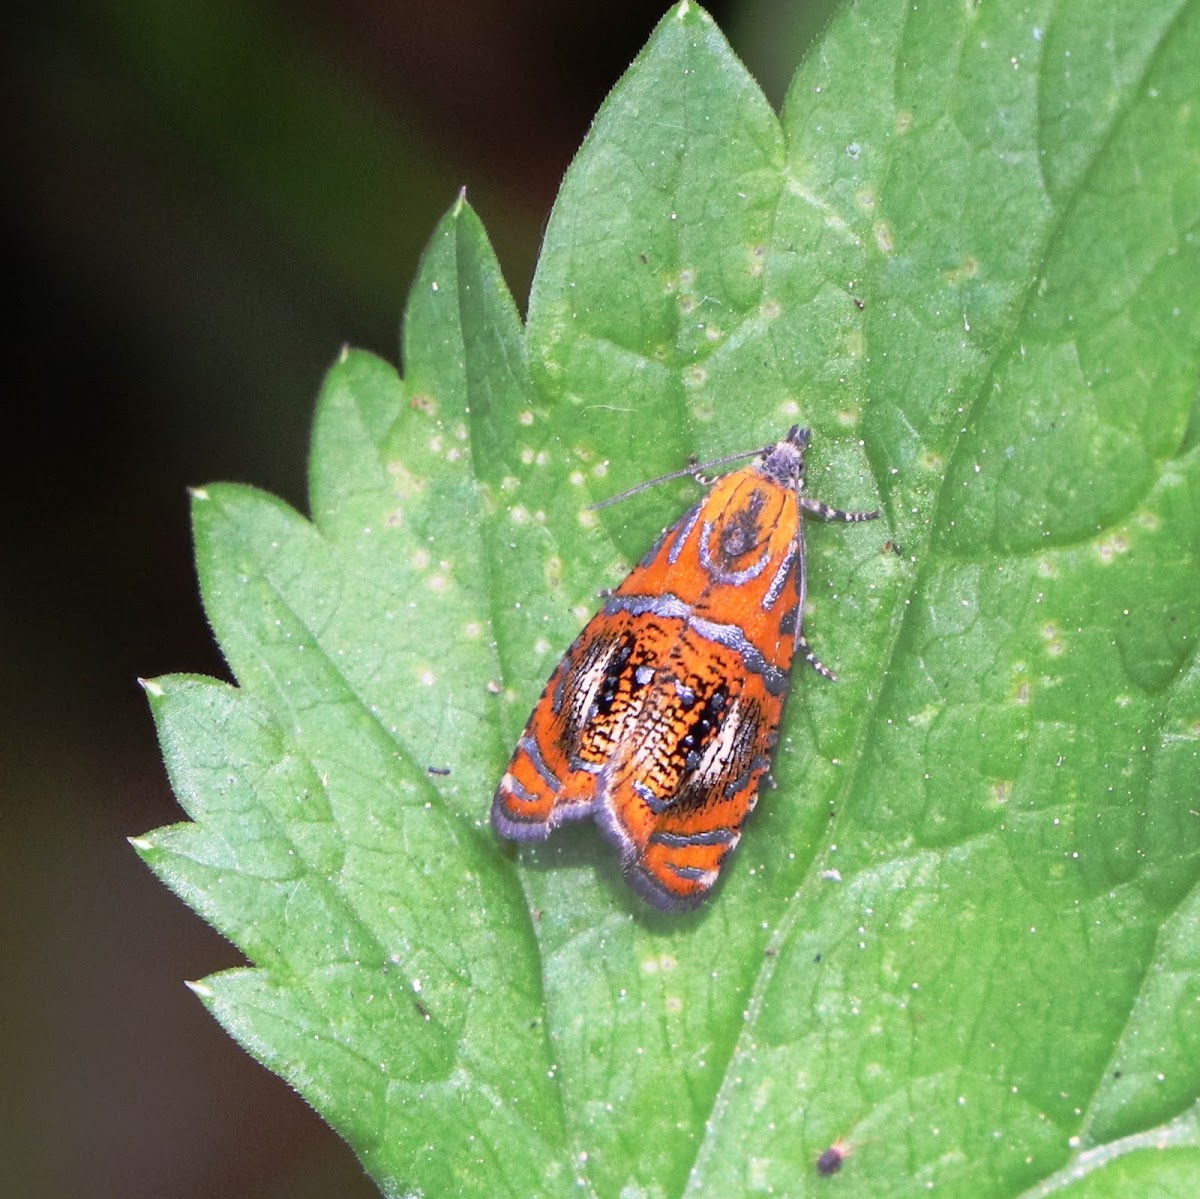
[
  {"xmin": 690, "ymin": 696, "xmax": 747, "ymax": 789},
  {"xmin": 568, "ymin": 640, "xmax": 620, "ymax": 731}
]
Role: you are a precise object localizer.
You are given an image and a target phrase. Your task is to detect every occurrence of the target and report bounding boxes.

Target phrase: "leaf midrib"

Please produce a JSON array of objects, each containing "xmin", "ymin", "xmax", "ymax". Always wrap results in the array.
[{"xmin": 675, "ymin": 7, "xmax": 1187, "ymax": 1196}]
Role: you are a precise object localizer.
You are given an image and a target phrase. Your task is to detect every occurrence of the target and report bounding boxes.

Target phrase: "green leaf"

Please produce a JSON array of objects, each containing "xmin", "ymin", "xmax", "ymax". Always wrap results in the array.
[{"xmin": 136, "ymin": 3, "xmax": 1200, "ymax": 1196}]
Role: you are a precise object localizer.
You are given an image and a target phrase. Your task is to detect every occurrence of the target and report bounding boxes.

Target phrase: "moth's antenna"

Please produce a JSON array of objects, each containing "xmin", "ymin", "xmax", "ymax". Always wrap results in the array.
[{"xmin": 590, "ymin": 443, "xmax": 769, "ymax": 511}]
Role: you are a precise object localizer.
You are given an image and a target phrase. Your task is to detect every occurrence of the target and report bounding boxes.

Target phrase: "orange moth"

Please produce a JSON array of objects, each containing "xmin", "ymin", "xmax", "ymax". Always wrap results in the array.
[{"xmin": 492, "ymin": 426, "xmax": 878, "ymax": 909}]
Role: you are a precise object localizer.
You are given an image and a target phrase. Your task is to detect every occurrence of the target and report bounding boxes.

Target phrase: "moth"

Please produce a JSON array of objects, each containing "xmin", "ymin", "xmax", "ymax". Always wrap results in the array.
[{"xmin": 491, "ymin": 426, "xmax": 879, "ymax": 909}]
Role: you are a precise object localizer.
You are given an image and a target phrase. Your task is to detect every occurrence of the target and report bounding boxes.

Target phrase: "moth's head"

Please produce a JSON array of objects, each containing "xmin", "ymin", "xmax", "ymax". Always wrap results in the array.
[
  {"xmin": 785, "ymin": 424, "xmax": 811, "ymax": 452},
  {"xmin": 760, "ymin": 425, "xmax": 811, "ymax": 488}
]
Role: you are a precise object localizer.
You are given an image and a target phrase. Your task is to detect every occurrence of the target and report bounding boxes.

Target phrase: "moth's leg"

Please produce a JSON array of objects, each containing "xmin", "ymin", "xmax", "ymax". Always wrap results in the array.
[
  {"xmin": 798, "ymin": 634, "xmax": 837, "ymax": 681},
  {"xmin": 795, "ymin": 502, "xmax": 878, "ymax": 679},
  {"xmin": 801, "ymin": 498, "xmax": 880, "ymax": 523}
]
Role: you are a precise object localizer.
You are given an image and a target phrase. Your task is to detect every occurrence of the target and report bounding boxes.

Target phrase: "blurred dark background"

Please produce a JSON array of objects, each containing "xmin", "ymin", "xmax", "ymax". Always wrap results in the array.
[{"xmin": 1, "ymin": 1, "xmax": 833, "ymax": 1194}]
